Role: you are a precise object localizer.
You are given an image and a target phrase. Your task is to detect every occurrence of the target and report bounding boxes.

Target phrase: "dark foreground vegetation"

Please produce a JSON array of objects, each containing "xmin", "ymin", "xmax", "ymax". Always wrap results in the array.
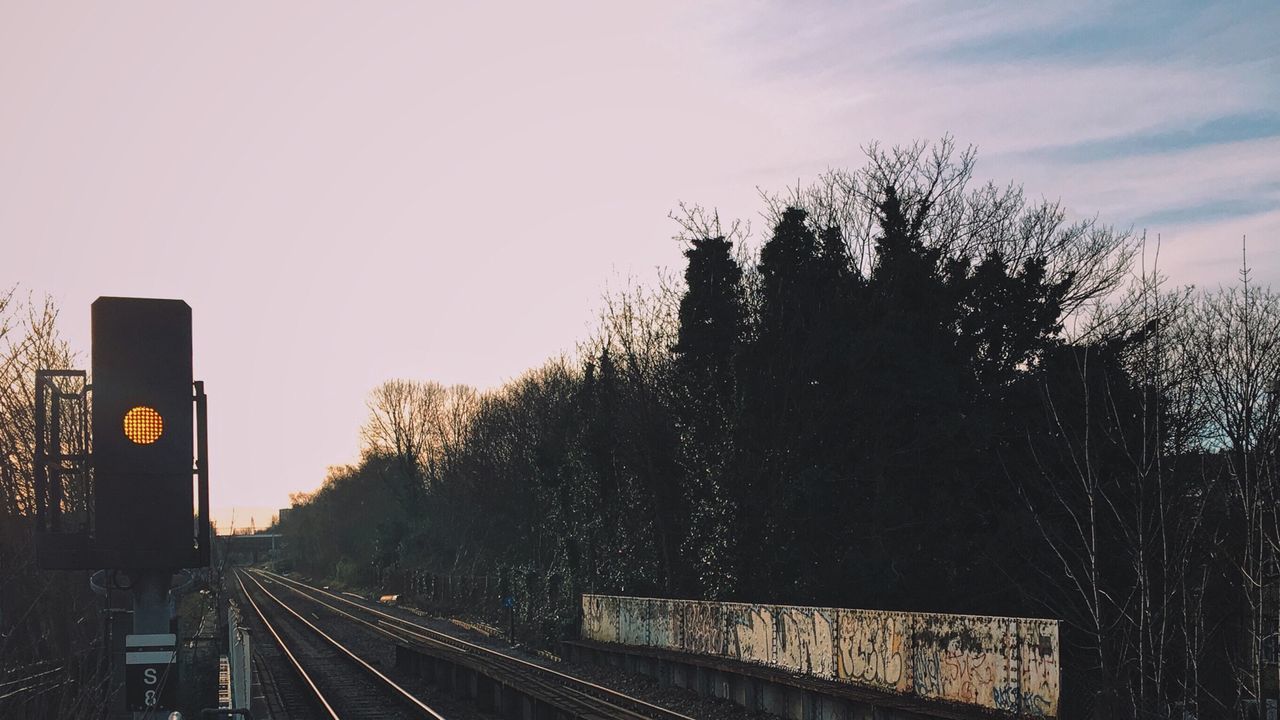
[
  {"xmin": 284, "ymin": 141, "xmax": 1280, "ymax": 718},
  {"xmin": 0, "ymin": 294, "xmax": 110, "ymax": 717}
]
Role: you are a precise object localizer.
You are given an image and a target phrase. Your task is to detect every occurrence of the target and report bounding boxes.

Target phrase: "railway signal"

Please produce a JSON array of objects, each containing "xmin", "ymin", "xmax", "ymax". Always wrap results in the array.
[
  {"xmin": 34, "ymin": 296, "xmax": 210, "ymax": 570},
  {"xmin": 92, "ymin": 297, "xmax": 202, "ymax": 569},
  {"xmin": 32, "ymin": 296, "xmax": 213, "ymax": 717}
]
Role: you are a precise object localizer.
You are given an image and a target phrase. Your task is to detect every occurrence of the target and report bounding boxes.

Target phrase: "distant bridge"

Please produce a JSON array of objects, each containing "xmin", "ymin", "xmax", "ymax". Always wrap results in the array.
[{"xmin": 216, "ymin": 532, "xmax": 281, "ymax": 562}]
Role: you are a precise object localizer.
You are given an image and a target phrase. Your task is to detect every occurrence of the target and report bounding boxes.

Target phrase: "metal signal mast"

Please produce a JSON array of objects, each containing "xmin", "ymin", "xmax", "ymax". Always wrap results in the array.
[{"xmin": 33, "ymin": 296, "xmax": 212, "ymax": 717}]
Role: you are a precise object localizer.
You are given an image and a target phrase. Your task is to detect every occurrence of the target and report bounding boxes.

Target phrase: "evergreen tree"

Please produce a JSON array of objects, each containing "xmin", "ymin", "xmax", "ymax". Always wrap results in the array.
[
  {"xmin": 673, "ymin": 235, "xmax": 747, "ymax": 597},
  {"xmin": 740, "ymin": 207, "xmax": 862, "ymax": 598},
  {"xmin": 956, "ymin": 252, "xmax": 1071, "ymax": 388}
]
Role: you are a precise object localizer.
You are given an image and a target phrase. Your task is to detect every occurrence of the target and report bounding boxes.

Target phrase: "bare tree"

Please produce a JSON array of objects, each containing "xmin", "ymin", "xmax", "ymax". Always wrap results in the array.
[
  {"xmin": 360, "ymin": 379, "xmax": 446, "ymax": 478},
  {"xmin": 579, "ymin": 280, "xmax": 684, "ymax": 592},
  {"xmin": 0, "ymin": 289, "xmax": 76, "ymax": 516},
  {"xmin": 0, "ymin": 290, "xmax": 105, "ymax": 720},
  {"xmin": 1010, "ymin": 244, "xmax": 1233, "ymax": 717},
  {"xmin": 433, "ymin": 384, "xmax": 479, "ymax": 480},
  {"xmin": 760, "ymin": 137, "xmax": 1139, "ymax": 318},
  {"xmin": 361, "ymin": 379, "xmax": 485, "ymax": 492},
  {"xmin": 1181, "ymin": 246, "xmax": 1280, "ymax": 714}
]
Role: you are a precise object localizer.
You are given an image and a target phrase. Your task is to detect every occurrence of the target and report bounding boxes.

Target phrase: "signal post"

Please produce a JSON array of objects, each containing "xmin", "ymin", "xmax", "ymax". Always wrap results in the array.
[{"xmin": 34, "ymin": 297, "xmax": 213, "ymax": 718}]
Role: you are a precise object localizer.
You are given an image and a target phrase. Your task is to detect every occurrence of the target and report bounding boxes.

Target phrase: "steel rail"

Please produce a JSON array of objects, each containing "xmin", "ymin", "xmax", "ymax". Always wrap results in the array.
[
  {"xmin": 237, "ymin": 569, "xmax": 448, "ymax": 720},
  {"xmin": 0, "ymin": 665, "xmax": 63, "ymax": 693},
  {"xmin": 235, "ymin": 571, "xmax": 341, "ymax": 720},
  {"xmin": 250, "ymin": 638, "xmax": 300, "ymax": 720},
  {"xmin": 0, "ymin": 676, "xmax": 66, "ymax": 703},
  {"xmin": 252, "ymin": 568, "xmax": 696, "ymax": 720},
  {"xmin": 255, "ymin": 570, "xmax": 654, "ymax": 719}
]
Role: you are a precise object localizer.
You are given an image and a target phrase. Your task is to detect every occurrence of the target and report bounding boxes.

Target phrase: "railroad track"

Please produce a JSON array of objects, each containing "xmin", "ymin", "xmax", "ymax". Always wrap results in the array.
[
  {"xmin": 249, "ymin": 568, "xmax": 696, "ymax": 720},
  {"xmin": 235, "ymin": 569, "xmax": 446, "ymax": 719}
]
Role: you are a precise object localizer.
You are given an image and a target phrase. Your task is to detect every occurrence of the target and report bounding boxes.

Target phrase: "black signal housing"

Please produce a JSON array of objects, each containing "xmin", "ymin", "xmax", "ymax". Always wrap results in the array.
[{"xmin": 91, "ymin": 297, "xmax": 196, "ymax": 569}]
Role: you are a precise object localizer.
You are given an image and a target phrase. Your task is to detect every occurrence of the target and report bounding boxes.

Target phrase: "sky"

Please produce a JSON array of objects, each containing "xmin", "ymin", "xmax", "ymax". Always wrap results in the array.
[{"xmin": 2, "ymin": 1, "xmax": 1277, "ymax": 530}]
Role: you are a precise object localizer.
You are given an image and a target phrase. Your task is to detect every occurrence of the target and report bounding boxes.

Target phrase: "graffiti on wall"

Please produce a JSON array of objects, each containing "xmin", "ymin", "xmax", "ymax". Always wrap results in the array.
[
  {"xmin": 835, "ymin": 609, "xmax": 909, "ymax": 692},
  {"xmin": 650, "ymin": 599, "xmax": 675, "ymax": 648},
  {"xmin": 725, "ymin": 602, "xmax": 775, "ymax": 665},
  {"xmin": 910, "ymin": 615, "xmax": 1012, "ymax": 708},
  {"xmin": 1016, "ymin": 619, "xmax": 1060, "ymax": 717},
  {"xmin": 581, "ymin": 595, "xmax": 1060, "ymax": 718},
  {"xmin": 582, "ymin": 594, "xmax": 618, "ymax": 644},
  {"xmin": 679, "ymin": 599, "xmax": 725, "ymax": 656},
  {"xmin": 776, "ymin": 606, "xmax": 836, "ymax": 678},
  {"xmin": 618, "ymin": 596, "xmax": 651, "ymax": 646}
]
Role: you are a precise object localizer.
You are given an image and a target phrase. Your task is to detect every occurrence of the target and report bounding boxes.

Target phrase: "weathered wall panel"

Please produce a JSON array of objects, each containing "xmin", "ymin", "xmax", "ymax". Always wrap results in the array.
[
  {"xmin": 776, "ymin": 605, "xmax": 836, "ymax": 679},
  {"xmin": 835, "ymin": 609, "xmax": 911, "ymax": 693},
  {"xmin": 724, "ymin": 602, "xmax": 775, "ymax": 665},
  {"xmin": 1015, "ymin": 619, "xmax": 1059, "ymax": 717},
  {"xmin": 618, "ymin": 596, "xmax": 652, "ymax": 646},
  {"xmin": 910, "ymin": 614, "xmax": 1015, "ymax": 711},
  {"xmin": 649, "ymin": 599, "xmax": 676, "ymax": 649},
  {"xmin": 581, "ymin": 594, "xmax": 1060, "ymax": 718},
  {"xmin": 680, "ymin": 599, "xmax": 725, "ymax": 656},
  {"xmin": 581, "ymin": 594, "xmax": 619, "ymax": 644}
]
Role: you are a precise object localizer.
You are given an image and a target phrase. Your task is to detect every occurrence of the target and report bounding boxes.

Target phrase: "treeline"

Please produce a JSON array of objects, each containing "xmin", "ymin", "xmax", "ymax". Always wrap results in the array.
[{"xmin": 284, "ymin": 140, "xmax": 1280, "ymax": 719}]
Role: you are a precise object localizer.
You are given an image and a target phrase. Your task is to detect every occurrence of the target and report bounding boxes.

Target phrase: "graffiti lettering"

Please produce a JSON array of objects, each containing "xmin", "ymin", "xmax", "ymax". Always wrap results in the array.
[{"xmin": 582, "ymin": 595, "xmax": 1059, "ymax": 717}]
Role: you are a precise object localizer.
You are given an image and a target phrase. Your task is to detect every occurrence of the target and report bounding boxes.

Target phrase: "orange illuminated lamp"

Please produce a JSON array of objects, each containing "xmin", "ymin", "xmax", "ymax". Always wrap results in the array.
[{"xmin": 123, "ymin": 406, "xmax": 164, "ymax": 445}]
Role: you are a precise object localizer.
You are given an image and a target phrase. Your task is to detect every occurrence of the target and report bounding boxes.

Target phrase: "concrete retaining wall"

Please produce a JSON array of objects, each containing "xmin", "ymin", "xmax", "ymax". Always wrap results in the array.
[{"xmin": 581, "ymin": 594, "xmax": 1059, "ymax": 718}]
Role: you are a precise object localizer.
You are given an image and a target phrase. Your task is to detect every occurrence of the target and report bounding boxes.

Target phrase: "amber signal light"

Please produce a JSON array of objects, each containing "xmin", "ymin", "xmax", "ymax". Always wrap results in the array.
[{"xmin": 123, "ymin": 406, "xmax": 164, "ymax": 445}]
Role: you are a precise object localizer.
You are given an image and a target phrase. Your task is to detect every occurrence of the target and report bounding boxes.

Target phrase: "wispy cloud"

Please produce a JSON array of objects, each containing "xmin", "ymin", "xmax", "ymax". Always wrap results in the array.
[
  {"xmin": 700, "ymin": 0, "xmax": 1280, "ymax": 284},
  {"xmin": 1134, "ymin": 194, "xmax": 1279, "ymax": 229},
  {"xmin": 1032, "ymin": 113, "xmax": 1280, "ymax": 163},
  {"xmin": 919, "ymin": 1, "xmax": 1266, "ymax": 66}
]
